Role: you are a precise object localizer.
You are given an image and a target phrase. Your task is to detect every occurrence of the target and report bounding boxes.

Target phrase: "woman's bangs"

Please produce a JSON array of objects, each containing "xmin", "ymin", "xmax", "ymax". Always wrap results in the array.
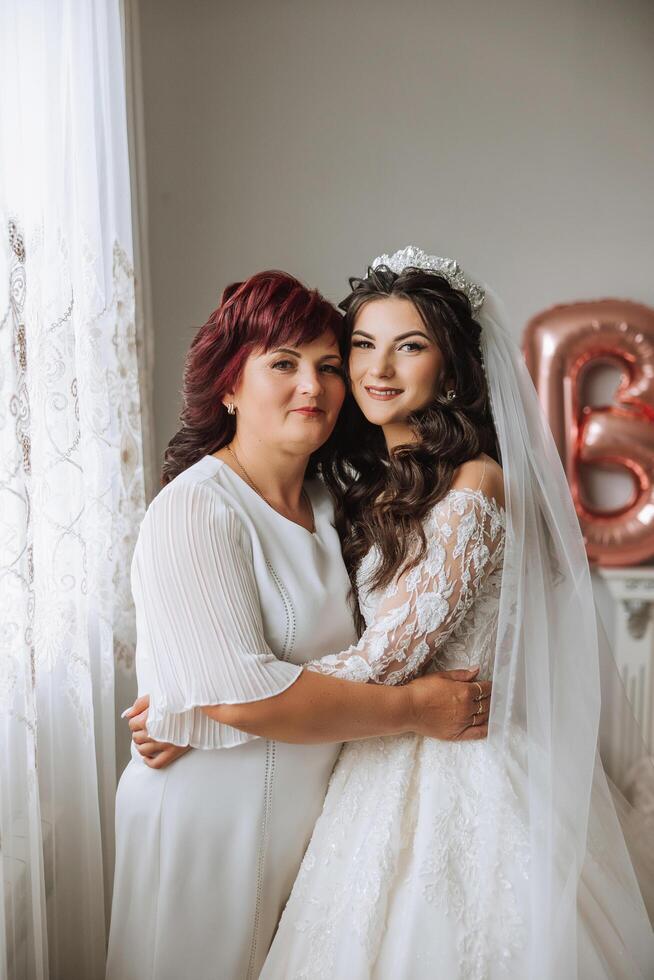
[{"xmin": 258, "ymin": 291, "xmax": 343, "ymax": 353}]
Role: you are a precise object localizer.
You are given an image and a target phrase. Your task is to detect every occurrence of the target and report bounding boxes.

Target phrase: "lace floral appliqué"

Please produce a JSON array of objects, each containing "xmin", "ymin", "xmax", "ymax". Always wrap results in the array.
[{"xmin": 308, "ymin": 490, "xmax": 506, "ymax": 686}]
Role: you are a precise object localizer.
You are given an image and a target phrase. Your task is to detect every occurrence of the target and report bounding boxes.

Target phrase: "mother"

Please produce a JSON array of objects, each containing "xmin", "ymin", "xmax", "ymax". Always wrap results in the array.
[{"xmin": 106, "ymin": 271, "xmax": 489, "ymax": 980}]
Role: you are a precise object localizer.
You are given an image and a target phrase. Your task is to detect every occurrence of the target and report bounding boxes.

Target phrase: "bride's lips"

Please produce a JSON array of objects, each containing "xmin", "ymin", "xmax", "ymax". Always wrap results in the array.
[{"xmin": 364, "ymin": 385, "xmax": 404, "ymax": 401}]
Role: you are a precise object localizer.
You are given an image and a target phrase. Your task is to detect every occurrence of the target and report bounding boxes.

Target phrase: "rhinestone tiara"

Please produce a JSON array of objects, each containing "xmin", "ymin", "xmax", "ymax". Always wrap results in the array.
[{"xmin": 369, "ymin": 245, "xmax": 486, "ymax": 314}]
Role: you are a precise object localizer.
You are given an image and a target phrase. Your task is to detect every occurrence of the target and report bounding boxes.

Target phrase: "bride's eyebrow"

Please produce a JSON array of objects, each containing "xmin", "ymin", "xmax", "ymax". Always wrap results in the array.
[
  {"xmin": 351, "ymin": 329, "xmax": 431, "ymax": 341},
  {"xmin": 393, "ymin": 331, "xmax": 430, "ymax": 341}
]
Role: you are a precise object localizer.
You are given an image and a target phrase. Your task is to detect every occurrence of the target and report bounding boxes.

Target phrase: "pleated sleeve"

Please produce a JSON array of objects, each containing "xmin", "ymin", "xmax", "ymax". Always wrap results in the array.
[{"xmin": 132, "ymin": 477, "xmax": 302, "ymax": 749}]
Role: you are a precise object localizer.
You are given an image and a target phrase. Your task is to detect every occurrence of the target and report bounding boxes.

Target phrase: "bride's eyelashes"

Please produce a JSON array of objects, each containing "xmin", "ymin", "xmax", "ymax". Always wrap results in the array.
[
  {"xmin": 350, "ymin": 340, "xmax": 428, "ymax": 353},
  {"xmin": 398, "ymin": 341, "xmax": 427, "ymax": 352}
]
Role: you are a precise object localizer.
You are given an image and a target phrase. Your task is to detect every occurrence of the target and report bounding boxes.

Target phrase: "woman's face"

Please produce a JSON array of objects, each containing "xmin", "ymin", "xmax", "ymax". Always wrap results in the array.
[
  {"xmin": 348, "ymin": 297, "xmax": 446, "ymax": 428},
  {"xmin": 227, "ymin": 330, "xmax": 346, "ymax": 455}
]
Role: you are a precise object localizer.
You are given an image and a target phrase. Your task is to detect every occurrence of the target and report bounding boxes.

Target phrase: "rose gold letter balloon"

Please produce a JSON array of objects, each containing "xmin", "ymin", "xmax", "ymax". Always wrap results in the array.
[{"xmin": 524, "ymin": 300, "xmax": 654, "ymax": 566}]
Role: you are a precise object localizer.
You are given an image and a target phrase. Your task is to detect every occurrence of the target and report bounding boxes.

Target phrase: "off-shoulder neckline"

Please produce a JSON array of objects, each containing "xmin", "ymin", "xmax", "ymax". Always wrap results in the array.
[{"xmin": 196, "ymin": 456, "xmax": 505, "ymax": 531}]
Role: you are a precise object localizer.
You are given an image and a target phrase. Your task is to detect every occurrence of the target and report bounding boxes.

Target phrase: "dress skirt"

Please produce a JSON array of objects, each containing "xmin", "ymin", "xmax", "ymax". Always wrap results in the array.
[
  {"xmin": 261, "ymin": 733, "xmax": 654, "ymax": 980},
  {"xmin": 106, "ymin": 737, "xmax": 340, "ymax": 980}
]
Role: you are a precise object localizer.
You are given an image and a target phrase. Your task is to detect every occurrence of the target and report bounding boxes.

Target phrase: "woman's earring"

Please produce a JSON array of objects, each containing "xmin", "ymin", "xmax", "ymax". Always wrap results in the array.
[
  {"xmin": 446, "ymin": 389, "xmax": 456, "ymax": 402},
  {"xmin": 227, "ymin": 402, "xmax": 236, "ymax": 415}
]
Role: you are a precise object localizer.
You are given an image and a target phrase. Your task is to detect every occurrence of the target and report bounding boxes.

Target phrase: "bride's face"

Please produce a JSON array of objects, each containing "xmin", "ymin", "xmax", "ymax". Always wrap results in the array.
[{"xmin": 348, "ymin": 297, "xmax": 446, "ymax": 427}]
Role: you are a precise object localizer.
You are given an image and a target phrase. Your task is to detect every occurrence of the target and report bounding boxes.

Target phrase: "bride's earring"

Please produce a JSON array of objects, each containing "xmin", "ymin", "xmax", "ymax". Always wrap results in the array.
[
  {"xmin": 226, "ymin": 402, "xmax": 236, "ymax": 415},
  {"xmin": 446, "ymin": 389, "xmax": 456, "ymax": 402}
]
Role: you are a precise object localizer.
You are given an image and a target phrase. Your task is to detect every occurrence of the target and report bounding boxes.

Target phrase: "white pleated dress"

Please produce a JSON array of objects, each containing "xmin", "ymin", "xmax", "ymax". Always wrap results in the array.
[{"xmin": 106, "ymin": 456, "xmax": 357, "ymax": 980}]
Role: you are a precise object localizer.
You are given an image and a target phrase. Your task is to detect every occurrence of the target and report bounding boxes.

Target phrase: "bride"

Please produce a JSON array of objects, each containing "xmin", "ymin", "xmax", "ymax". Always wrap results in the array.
[{"xmin": 260, "ymin": 248, "xmax": 654, "ymax": 979}]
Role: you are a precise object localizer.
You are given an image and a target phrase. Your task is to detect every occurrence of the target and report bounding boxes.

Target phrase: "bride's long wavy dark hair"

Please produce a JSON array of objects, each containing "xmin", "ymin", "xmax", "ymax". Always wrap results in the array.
[{"xmin": 322, "ymin": 265, "xmax": 499, "ymax": 630}]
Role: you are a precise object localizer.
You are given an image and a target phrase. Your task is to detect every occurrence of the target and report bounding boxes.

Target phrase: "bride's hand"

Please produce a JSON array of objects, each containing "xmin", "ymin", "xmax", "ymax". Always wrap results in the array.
[
  {"xmin": 122, "ymin": 694, "xmax": 191, "ymax": 768},
  {"xmin": 407, "ymin": 667, "xmax": 491, "ymax": 741}
]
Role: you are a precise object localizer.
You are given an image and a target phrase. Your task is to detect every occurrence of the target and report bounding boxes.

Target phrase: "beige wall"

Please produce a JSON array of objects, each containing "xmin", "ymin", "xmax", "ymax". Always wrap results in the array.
[{"xmin": 136, "ymin": 0, "xmax": 654, "ymax": 465}]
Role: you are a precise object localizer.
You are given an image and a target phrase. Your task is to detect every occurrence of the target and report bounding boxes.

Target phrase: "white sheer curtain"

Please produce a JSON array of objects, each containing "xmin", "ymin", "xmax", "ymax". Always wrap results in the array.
[{"xmin": 0, "ymin": 2, "xmax": 146, "ymax": 977}]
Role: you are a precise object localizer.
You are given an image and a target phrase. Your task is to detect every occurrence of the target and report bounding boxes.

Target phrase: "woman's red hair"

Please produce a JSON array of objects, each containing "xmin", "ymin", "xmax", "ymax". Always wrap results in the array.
[{"xmin": 162, "ymin": 270, "xmax": 343, "ymax": 484}]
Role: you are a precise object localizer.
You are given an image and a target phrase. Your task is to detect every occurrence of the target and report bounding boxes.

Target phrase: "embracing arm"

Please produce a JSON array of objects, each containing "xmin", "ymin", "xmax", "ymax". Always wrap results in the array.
[
  {"xmin": 127, "ymin": 474, "xmax": 493, "ymax": 766},
  {"xmin": 199, "ymin": 664, "xmax": 486, "ymax": 743},
  {"xmin": 128, "ymin": 664, "xmax": 487, "ymax": 766}
]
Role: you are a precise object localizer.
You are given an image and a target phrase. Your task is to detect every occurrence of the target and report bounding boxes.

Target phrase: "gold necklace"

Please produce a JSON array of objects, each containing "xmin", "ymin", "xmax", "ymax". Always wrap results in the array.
[{"xmin": 226, "ymin": 443, "xmax": 315, "ymax": 533}]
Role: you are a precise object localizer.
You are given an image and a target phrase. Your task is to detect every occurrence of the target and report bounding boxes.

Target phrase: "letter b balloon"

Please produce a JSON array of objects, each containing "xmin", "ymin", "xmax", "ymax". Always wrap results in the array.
[{"xmin": 524, "ymin": 299, "xmax": 654, "ymax": 566}]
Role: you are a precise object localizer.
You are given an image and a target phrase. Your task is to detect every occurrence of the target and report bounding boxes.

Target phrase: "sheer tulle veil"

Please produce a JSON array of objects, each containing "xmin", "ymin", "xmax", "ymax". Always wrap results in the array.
[
  {"xmin": 481, "ymin": 288, "xmax": 653, "ymax": 976},
  {"xmin": 368, "ymin": 248, "xmax": 654, "ymax": 976}
]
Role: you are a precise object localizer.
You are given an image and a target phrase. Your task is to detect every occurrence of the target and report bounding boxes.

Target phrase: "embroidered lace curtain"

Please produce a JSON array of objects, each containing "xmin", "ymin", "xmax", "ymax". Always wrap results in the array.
[{"xmin": 0, "ymin": 2, "xmax": 147, "ymax": 977}]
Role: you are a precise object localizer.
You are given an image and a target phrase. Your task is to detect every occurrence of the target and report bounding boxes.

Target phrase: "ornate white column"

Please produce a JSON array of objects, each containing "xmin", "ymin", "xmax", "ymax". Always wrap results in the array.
[{"xmin": 598, "ymin": 567, "xmax": 654, "ymax": 780}]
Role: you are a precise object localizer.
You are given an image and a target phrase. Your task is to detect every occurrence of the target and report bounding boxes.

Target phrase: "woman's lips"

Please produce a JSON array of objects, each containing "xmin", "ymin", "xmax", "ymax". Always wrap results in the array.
[
  {"xmin": 364, "ymin": 385, "xmax": 404, "ymax": 400},
  {"xmin": 292, "ymin": 407, "xmax": 324, "ymax": 416}
]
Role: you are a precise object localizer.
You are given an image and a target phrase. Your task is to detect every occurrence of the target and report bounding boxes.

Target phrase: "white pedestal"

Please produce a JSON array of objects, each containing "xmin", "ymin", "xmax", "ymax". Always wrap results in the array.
[{"xmin": 597, "ymin": 567, "xmax": 654, "ymax": 760}]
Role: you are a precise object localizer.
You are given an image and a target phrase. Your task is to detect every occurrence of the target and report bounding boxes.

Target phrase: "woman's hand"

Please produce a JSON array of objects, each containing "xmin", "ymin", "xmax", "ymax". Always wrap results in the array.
[
  {"xmin": 122, "ymin": 695, "xmax": 191, "ymax": 769},
  {"xmin": 407, "ymin": 667, "xmax": 491, "ymax": 741}
]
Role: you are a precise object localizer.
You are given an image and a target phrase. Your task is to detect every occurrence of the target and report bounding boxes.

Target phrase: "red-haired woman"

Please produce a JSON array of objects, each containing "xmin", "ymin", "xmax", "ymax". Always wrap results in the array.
[{"xmin": 106, "ymin": 271, "xmax": 488, "ymax": 980}]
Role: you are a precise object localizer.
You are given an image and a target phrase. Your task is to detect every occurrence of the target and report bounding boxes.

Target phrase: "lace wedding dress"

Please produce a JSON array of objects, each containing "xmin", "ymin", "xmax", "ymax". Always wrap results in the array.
[{"xmin": 261, "ymin": 488, "xmax": 653, "ymax": 980}]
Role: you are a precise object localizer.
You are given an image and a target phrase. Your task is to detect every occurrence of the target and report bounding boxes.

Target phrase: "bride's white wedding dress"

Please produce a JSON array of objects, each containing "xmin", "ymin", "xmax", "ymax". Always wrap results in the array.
[{"xmin": 261, "ymin": 487, "xmax": 653, "ymax": 980}]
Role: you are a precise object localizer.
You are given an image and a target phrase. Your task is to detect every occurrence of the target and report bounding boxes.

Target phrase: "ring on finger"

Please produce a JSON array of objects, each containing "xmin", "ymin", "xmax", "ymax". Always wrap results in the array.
[
  {"xmin": 476, "ymin": 701, "xmax": 484, "ymax": 715},
  {"xmin": 473, "ymin": 681, "xmax": 484, "ymax": 701}
]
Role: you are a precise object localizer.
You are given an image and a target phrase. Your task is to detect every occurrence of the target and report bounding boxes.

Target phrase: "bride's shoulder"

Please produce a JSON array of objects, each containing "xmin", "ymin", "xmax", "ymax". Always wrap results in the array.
[{"xmin": 449, "ymin": 454, "xmax": 505, "ymax": 512}]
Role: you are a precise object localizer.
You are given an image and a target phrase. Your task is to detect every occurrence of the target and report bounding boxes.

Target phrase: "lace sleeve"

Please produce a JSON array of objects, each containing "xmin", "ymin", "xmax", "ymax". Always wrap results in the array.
[{"xmin": 306, "ymin": 490, "xmax": 505, "ymax": 686}]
